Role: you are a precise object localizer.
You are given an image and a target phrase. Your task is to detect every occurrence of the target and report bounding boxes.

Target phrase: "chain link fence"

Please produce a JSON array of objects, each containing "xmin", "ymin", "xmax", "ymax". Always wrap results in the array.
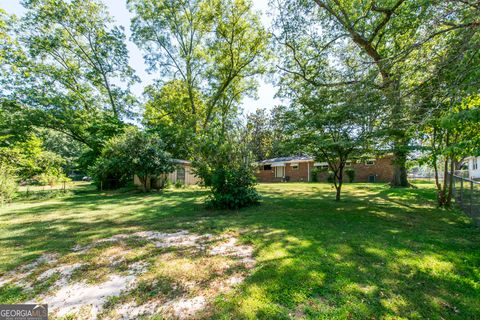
[{"xmin": 452, "ymin": 175, "xmax": 480, "ymax": 226}]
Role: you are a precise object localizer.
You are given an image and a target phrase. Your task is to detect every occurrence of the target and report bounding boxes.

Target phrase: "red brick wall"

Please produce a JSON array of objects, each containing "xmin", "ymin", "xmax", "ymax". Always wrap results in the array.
[
  {"xmin": 255, "ymin": 155, "xmax": 394, "ymax": 183},
  {"xmin": 350, "ymin": 156, "xmax": 394, "ymax": 183},
  {"xmin": 285, "ymin": 162, "xmax": 311, "ymax": 182},
  {"xmin": 313, "ymin": 156, "xmax": 394, "ymax": 183},
  {"xmin": 256, "ymin": 166, "xmax": 281, "ymax": 182},
  {"xmin": 256, "ymin": 162, "xmax": 311, "ymax": 182}
]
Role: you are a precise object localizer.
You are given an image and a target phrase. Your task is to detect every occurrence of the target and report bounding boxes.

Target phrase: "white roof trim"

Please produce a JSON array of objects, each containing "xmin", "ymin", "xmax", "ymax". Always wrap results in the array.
[
  {"xmin": 314, "ymin": 162, "xmax": 328, "ymax": 166},
  {"xmin": 271, "ymin": 162, "xmax": 285, "ymax": 167}
]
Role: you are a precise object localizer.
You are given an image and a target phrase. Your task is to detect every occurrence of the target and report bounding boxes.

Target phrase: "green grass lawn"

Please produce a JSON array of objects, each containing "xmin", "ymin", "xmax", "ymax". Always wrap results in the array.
[{"xmin": 0, "ymin": 182, "xmax": 479, "ymax": 319}]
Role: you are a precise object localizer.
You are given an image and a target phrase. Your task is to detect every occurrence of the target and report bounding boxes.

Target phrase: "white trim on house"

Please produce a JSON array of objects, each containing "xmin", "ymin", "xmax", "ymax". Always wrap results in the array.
[
  {"xmin": 307, "ymin": 162, "xmax": 310, "ymax": 182},
  {"xmin": 271, "ymin": 162, "xmax": 286, "ymax": 167},
  {"xmin": 466, "ymin": 156, "xmax": 480, "ymax": 180}
]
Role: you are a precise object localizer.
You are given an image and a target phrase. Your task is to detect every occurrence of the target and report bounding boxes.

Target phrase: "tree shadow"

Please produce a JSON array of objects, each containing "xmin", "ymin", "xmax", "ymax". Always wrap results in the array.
[{"xmin": 1, "ymin": 183, "xmax": 479, "ymax": 319}]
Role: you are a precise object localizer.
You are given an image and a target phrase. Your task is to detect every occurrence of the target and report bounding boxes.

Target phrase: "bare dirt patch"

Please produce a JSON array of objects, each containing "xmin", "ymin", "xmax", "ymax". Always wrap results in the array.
[
  {"xmin": 5, "ymin": 230, "xmax": 255, "ymax": 319},
  {"xmin": 0, "ymin": 253, "xmax": 59, "ymax": 289}
]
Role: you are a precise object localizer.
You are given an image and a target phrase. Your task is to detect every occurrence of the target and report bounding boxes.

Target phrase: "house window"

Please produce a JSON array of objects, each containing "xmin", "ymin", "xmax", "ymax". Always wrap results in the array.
[
  {"xmin": 264, "ymin": 164, "xmax": 272, "ymax": 171},
  {"xmin": 345, "ymin": 161, "xmax": 352, "ymax": 167},
  {"xmin": 291, "ymin": 163, "xmax": 299, "ymax": 170},
  {"xmin": 473, "ymin": 158, "xmax": 478, "ymax": 170},
  {"xmin": 368, "ymin": 175, "xmax": 376, "ymax": 183},
  {"xmin": 315, "ymin": 162, "xmax": 329, "ymax": 169},
  {"xmin": 365, "ymin": 160, "xmax": 375, "ymax": 166}
]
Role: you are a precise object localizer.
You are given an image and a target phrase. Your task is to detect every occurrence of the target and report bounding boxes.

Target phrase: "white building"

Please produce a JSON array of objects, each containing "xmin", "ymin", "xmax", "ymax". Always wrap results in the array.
[{"xmin": 465, "ymin": 156, "xmax": 480, "ymax": 180}]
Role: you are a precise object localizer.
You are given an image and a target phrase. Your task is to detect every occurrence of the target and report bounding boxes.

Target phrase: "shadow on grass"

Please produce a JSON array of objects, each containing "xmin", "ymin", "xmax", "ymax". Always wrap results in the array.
[{"xmin": 1, "ymin": 183, "xmax": 479, "ymax": 319}]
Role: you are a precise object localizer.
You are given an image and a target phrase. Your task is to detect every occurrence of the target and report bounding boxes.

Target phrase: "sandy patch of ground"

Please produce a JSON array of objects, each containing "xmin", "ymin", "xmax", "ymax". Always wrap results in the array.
[
  {"xmin": 161, "ymin": 296, "xmax": 207, "ymax": 319},
  {"xmin": 72, "ymin": 230, "xmax": 213, "ymax": 254},
  {"xmin": 37, "ymin": 263, "xmax": 83, "ymax": 287},
  {"xmin": 0, "ymin": 253, "xmax": 59, "ymax": 288},
  {"xmin": 41, "ymin": 274, "xmax": 137, "ymax": 318},
  {"xmin": 3, "ymin": 230, "xmax": 255, "ymax": 319},
  {"xmin": 209, "ymin": 236, "xmax": 256, "ymax": 268},
  {"xmin": 115, "ymin": 300, "xmax": 161, "ymax": 319}
]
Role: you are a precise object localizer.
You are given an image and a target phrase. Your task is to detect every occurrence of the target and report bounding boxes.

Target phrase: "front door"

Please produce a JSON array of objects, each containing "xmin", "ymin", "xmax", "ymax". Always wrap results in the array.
[
  {"xmin": 275, "ymin": 166, "xmax": 284, "ymax": 178},
  {"xmin": 368, "ymin": 174, "xmax": 376, "ymax": 183}
]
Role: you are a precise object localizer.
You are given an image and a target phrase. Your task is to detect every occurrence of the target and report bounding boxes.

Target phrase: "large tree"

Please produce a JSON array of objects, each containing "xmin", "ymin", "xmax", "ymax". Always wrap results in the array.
[
  {"xmin": 413, "ymin": 26, "xmax": 480, "ymax": 207},
  {"xmin": 129, "ymin": 0, "xmax": 269, "ymax": 149},
  {"xmin": 246, "ymin": 108, "xmax": 273, "ymax": 161},
  {"xmin": 143, "ymin": 80, "xmax": 204, "ymax": 159},
  {"xmin": 1, "ymin": 0, "xmax": 138, "ymax": 163},
  {"xmin": 284, "ymin": 81, "xmax": 378, "ymax": 201},
  {"xmin": 273, "ymin": 0, "xmax": 480, "ymax": 187},
  {"xmin": 246, "ymin": 106, "xmax": 306, "ymax": 161}
]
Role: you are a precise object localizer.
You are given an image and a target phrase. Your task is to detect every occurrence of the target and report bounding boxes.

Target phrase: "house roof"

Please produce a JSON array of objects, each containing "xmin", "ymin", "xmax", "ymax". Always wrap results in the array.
[
  {"xmin": 258, "ymin": 156, "xmax": 313, "ymax": 164},
  {"xmin": 172, "ymin": 159, "xmax": 191, "ymax": 165}
]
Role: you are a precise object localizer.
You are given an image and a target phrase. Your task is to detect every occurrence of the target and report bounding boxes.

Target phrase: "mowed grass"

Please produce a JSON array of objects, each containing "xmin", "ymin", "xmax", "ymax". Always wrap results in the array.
[{"xmin": 0, "ymin": 182, "xmax": 479, "ymax": 319}]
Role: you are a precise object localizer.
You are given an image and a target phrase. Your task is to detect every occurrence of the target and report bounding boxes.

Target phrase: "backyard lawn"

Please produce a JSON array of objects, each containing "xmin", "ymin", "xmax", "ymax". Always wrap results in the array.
[{"xmin": 0, "ymin": 182, "xmax": 479, "ymax": 319}]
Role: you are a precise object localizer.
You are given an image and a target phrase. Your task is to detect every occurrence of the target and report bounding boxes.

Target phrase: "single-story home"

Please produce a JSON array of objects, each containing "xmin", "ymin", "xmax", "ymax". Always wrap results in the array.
[
  {"xmin": 133, "ymin": 159, "xmax": 200, "ymax": 189},
  {"xmin": 465, "ymin": 156, "xmax": 480, "ymax": 180},
  {"xmin": 255, "ymin": 155, "xmax": 394, "ymax": 183}
]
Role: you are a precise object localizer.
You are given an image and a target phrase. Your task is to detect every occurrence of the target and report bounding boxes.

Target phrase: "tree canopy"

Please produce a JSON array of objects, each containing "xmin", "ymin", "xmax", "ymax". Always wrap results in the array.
[{"xmin": 272, "ymin": 0, "xmax": 480, "ymax": 187}]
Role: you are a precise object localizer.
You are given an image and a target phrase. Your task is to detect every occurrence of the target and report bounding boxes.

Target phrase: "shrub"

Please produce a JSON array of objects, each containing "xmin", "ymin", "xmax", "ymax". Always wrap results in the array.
[
  {"xmin": 17, "ymin": 189, "xmax": 74, "ymax": 201},
  {"xmin": 0, "ymin": 164, "xmax": 18, "ymax": 205},
  {"xmin": 311, "ymin": 168, "xmax": 320, "ymax": 182},
  {"xmin": 163, "ymin": 179, "xmax": 172, "ymax": 189},
  {"xmin": 193, "ymin": 127, "xmax": 260, "ymax": 210},
  {"xmin": 174, "ymin": 180, "xmax": 184, "ymax": 189},
  {"xmin": 207, "ymin": 165, "xmax": 260, "ymax": 210},
  {"xmin": 345, "ymin": 168, "xmax": 355, "ymax": 182},
  {"xmin": 90, "ymin": 128, "xmax": 174, "ymax": 191},
  {"xmin": 89, "ymin": 156, "xmax": 131, "ymax": 190},
  {"xmin": 327, "ymin": 171, "xmax": 335, "ymax": 183},
  {"xmin": 34, "ymin": 172, "xmax": 71, "ymax": 187}
]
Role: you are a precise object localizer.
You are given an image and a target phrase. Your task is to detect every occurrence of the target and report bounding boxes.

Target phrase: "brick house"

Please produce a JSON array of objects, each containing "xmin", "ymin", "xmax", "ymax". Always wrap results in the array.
[{"xmin": 255, "ymin": 155, "xmax": 394, "ymax": 183}]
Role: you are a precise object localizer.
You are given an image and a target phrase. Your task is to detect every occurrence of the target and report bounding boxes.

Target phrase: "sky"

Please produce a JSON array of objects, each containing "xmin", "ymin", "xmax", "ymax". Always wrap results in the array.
[{"xmin": 0, "ymin": 0, "xmax": 282, "ymax": 115}]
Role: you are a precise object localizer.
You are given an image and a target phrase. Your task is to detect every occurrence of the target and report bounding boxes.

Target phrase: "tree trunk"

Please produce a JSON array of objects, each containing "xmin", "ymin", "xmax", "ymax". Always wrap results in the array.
[
  {"xmin": 432, "ymin": 152, "xmax": 445, "ymax": 207},
  {"xmin": 335, "ymin": 183, "xmax": 342, "ymax": 201},
  {"xmin": 334, "ymin": 166, "xmax": 344, "ymax": 201},
  {"xmin": 387, "ymin": 77, "xmax": 409, "ymax": 188},
  {"xmin": 446, "ymin": 157, "xmax": 454, "ymax": 207},
  {"xmin": 140, "ymin": 176, "xmax": 148, "ymax": 193},
  {"xmin": 392, "ymin": 144, "xmax": 409, "ymax": 187}
]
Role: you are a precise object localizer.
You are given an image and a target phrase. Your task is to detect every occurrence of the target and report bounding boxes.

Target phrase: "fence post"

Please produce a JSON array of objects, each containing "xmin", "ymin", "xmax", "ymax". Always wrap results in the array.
[
  {"xmin": 471, "ymin": 181, "xmax": 474, "ymax": 215},
  {"xmin": 452, "ymin": 175, "xmax": 455, "ymax": 196},
  {"xmin": 460, "ymin": 178, "xmax": 464, "ymax": 205}
]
